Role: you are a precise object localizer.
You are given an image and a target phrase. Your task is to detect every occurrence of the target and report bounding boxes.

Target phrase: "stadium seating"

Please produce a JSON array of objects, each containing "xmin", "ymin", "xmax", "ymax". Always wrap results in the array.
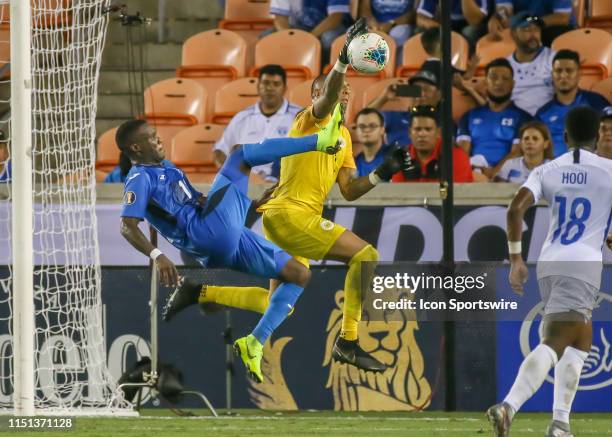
[
  {"xmin": 176, "ymin": 29, "xmax": 247, "ymax": 122},
  {"xmin": 170, "ymin": 124, "xmax": 224, "ymax": 182},
  {"xmin": 396, "ymin": 31, "xmax": 469, "ymax": 77},
  {"xmin": 219, "ymin": 0, "xmax": 273, "ymax": 71},
  {"xmin": 451, "ymin": 86, "xmax": 478, "ymax": 122},
  {"xmin": 288, "ymin": 79, "xmax": 313, "ymax": 109},
  {"xmin": 212, "ymin": 77, "xmax": 259, "ymax": 124},
  {"xmin": 143, "ymin": 78, "xmax": 207, "ymax": 147},
  {"xmin": 252, "ymin": 29, "xmax": 321, "ymax": 89},
  {"xmin": 96, "ymin": 127, "xmax": 120, "ymax": 171},
  {"xmin": 0, "ymin": 29, "xmax": 9, "ymax": 77},
  {"xmin": 586, "ymin": 0, "xmax": 612, "ymax": 33},
  {"xmin": 1, "ymin": 1, "xmax": 73, "ymax": 29},
  {"xmin": 475, "ymin": 30, "xmax": 514, "ymax": 73},
  {"xmin": 590, "ymin": 77, "xmax": 612, "ymax": 102},
  {"xmin": 552, "ymin": 28, "xmax": 612, "ymax": 89}
]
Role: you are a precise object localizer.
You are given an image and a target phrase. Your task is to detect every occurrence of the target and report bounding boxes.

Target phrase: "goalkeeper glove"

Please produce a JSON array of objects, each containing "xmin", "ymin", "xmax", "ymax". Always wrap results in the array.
[
  {"xmin": 338, "ymin": 18, "xmax": 368, "ymax": 65},
  {"xmin": 373, "ymin": 143, "xmax": 410, "ymax": 182}
]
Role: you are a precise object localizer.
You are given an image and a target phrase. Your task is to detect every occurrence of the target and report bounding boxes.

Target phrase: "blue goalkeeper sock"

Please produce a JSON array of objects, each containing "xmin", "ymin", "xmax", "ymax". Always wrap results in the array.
[
  {"xmin": 242, "ymin": 135, "xmax": 317, "ymax": 167},
  {"xmin": 252, "ymin": 282, "xmax": 303, "ymax": 344}
]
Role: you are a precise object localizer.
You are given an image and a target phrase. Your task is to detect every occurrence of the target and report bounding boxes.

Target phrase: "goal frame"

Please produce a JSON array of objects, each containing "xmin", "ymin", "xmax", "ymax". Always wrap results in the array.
[{"xmin": 10, "ymin": 0, "xmax": 35, "ymax": 417}]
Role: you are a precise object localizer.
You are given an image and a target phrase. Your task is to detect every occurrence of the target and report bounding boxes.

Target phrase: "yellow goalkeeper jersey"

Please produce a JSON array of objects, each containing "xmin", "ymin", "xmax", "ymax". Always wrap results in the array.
[{"xmin": 259, "ymin": 105, "xmax": 355, "ymax": 215}]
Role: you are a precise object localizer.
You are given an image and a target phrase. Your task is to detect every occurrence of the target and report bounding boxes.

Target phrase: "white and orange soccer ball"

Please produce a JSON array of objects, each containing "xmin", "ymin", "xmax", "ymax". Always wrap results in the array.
[{"xmin": 347, "ymin": 32, "xmax": 390, "ymax": 74}]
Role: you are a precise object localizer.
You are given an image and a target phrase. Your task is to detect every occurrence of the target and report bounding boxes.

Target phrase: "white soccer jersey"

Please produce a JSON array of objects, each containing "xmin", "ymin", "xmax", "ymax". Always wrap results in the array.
[
  {"xmin": 497, "ymin": 157, "xmax": 549, "ymax": 183},
  {"xmin": 522, "ymin": 150, "xmax": 612, "ymax": 288},
  {"xmin": 507, "ymin": 47, "xmax": 556, "ymax": 116},
  {"xmin": 214, "ymin": 99, "xmax": 302, "ymax": 179}
]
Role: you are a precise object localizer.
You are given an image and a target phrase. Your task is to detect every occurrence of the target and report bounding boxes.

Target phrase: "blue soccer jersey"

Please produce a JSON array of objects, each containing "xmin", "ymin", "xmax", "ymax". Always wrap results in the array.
[
  {"xmin": 496, "ymin": 0, "xmax": 575, "ymax": 25},
  {"xmin": 418, "ymin": 0, "xmax": 488, "ymax": 22},
  {"xmin": 371, "ymin": 0, "xmax": 414, "ymax": 23},
  {"xmin": 121, "ymin": 162, "xmax": 202, "ymax": 251},
  {"xmin": 355, "ymin": 145, "xmax": 389, "ymax": 177},
  {"xmin": 457, "ymin": 103, "xmax": 532, "ymax": 166},
  {"xmin": 270, "ymin": 0, "xmax": 349, "ymax": 29},
  {"xmin": 536, "ymin": 91, "xmax": 609, "ymax": 157},
  {"xmin": 382, "ymin": 111, "xmax": 412, "ymax": 146}
]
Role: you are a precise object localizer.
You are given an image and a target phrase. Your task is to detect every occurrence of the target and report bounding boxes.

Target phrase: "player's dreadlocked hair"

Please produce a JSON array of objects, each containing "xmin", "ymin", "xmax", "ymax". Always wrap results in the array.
[
  {"xmin": 564, "ymin": 106, "xmax": 600, "ymax": 163},
  {"xmin": 115, "ymin": 119, "xmax": 147, "ymax": 155}
]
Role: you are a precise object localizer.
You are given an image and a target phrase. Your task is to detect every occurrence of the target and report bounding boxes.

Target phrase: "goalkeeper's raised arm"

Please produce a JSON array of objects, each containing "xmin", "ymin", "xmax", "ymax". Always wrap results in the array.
[{"xmin": 312, "ymin": 18, "xmax": 367, "ymax": 119}]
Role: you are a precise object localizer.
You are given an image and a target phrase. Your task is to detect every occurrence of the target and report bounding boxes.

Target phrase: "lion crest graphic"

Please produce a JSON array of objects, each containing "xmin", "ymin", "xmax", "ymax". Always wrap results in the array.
[{"xmin": 248, "ymin": 290, "xmax": 432, "ymax": 411}]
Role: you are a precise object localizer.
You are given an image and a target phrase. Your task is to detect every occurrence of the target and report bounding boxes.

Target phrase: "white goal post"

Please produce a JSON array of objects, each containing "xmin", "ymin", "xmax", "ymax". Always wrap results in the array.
[{"xmin": 2, "ymin": 0, "xmax": 133, "ymax": 416}]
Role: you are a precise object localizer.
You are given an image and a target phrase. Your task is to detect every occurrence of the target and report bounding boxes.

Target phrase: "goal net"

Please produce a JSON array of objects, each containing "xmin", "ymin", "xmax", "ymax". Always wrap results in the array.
[{"xmin": 0, "ymin": 0, "xmax": 132, "ymax": 415}]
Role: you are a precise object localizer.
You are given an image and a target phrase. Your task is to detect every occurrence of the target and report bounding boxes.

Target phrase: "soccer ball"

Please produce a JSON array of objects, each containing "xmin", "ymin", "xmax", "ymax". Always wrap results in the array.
[{"xmin": 347, "ymin": 33, "xmax": 390, "ymax": 74}]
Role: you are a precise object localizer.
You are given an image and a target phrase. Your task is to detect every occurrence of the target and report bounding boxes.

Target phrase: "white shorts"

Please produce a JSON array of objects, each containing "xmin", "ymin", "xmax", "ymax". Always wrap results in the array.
[{"xmin": 538, "ymin": 275, "xmax": 599, "ymax": 320}]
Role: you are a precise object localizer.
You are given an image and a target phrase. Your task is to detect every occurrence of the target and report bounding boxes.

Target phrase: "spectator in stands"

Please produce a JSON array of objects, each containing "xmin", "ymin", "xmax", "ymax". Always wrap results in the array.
[
  {"xmin": 359, "ymin": 0, "xmax": 415, "ymax": 50},
  {"xmin": 366, "ymin": 62, "xmax": 441, "ymax": 146},
  {"xmin": 353, "ymin": 108, "xmax": 390, "ymax": 177},
  {"xmin": 535, "ymin": 50, "xmax": 610, "ymax": 157},
  {"xmin": 598, "ymin": 107, "xmax": 612, "ymax": 159},
  {"xmin": 506, "ymin": 12, "xmax": 555, "ymax": 116},
  {"xmin": 214, "ymin": 64, "xmax": 301, "ymax": 182},
  {"xmin": 495, "ymin": 120, "xmax": 552, "ymax": 183},
  {"xmin": 391, "ymin": 105, "xmax": 473, "ymax": 182},
  {"xmin": 420, "ymin": 27, "xmax": 479, "ymax": 85},
  {"xmin": 0, "ymin": 131, "xmax": 10, "ymax": 183},
  {"xmin": 415, "ymin": 0, "xmax": 490, "ymax": 45},
  {"xmin": 457, "ymin": 58, "xmax": 531, "ymax": 179},
  {"xmin": 269, "ymin": 0, "xmax": 351, "ymax": 60},
  {"xmin": 488, "ymin": 0, "xmax": 574, "ymax": 46}
]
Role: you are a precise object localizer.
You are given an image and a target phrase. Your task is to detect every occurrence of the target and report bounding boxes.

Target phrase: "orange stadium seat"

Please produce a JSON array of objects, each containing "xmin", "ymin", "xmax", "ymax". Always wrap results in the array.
[
  {"xmin": 176, "ymin": 29, "xmax": 247, "ymax": 122},
  {"xmin": 348, "ymin": 123, "xmax": 363, "ymax": 157},
  {"xmin": 475, "ymin": 30, "xmax": 514, "ymax": 73},
  {"xmin": 96, "ymin": 127, "xmax": 119, "ymax": 171},
  {"xmin": 170, "ymin": 124, "xmax": 225, "ymax": 173},
  {"xmin": 252, "ymin": 29, "xmax": 321, "ymax": 89},
  {"xmin": 451, "ymin": 87, "xmax": 478, "ymax": 122},
  {"xmin": 0, "ymin": 29, "xmax": 9, "ymax": 78},
  {"xmin": 590, "ymin": 77, "xmax": 612, "ymax": 102},
  {"xmin": 1, "ymin": 1, "xmax": 72, "ymax": 29},
  {"xmin": 213, "ymin": 77, "xmax": 260, "ymax": 124},
  {"xmin": 586, "ymin": 0, "xmax": 612, "ymax": 33},
  {"xmin": 288, "ymin": 79, "xmax": 314, "ymax": 108},
  {"xmin": 143, "ymin": 78, "xmax": 207, "ymax": 147},
  {"xmin": 552, "ymin": 28, "xmax": 612, "ymax": 89},
  {"xmin": 219, "ymin": 0, "xmax": 273, "ymax": 70},
  {"xmin": 397, "ymin": 31, "xmax": 469, "ymax": 77}
]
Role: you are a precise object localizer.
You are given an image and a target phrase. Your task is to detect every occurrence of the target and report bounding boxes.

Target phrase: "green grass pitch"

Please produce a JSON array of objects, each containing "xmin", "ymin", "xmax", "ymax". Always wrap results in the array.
[{"xmin": 8, "ymin": 410, "xmax": 612, "ymax": 436}]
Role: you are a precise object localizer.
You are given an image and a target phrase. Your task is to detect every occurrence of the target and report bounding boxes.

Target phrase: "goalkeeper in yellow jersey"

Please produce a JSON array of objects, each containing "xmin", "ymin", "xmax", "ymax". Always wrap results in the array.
[
  {"xmin": 259, "ymin": 19, "xmax": 408, "ymax": 372},
  {"xmin": 163, "ymin": 18, "xmax": 409, "ymax": 373}
]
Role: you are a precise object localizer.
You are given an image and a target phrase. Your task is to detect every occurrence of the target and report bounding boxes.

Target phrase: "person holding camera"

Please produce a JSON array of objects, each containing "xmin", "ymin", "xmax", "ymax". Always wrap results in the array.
[
  {"xmin": 366, "ymin": 63, "xmax": 442, "ymax": 146},
  {"xmin": 391, "ymin": 105, "xmax": 473, "ymax": 183}
]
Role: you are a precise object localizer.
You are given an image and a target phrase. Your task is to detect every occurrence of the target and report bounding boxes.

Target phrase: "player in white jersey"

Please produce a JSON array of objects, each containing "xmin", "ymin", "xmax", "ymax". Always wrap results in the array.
[{"xmin": 487, "ymin": 107, "xmax": 612, "ymax": 437}]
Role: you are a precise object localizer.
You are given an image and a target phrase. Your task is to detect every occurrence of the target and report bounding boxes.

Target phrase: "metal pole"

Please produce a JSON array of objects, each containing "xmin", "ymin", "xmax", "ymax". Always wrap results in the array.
[
  {"xmin": 439, "ymin": 0, "xmax": 456, "ymax": 412},
  {"xmin": 157, "ymin": 0, "xmax": 166, "ymax": 44},
  {"xmin": 10, "ymin": 0, "xmax": 35, "ymax": 416},
  {"xmin": 149, "ymin": 227, "xmax": 159, "ymax": 384}
]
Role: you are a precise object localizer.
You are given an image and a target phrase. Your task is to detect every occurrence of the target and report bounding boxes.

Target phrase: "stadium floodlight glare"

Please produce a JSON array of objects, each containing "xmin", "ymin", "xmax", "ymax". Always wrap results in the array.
[{"xmin": 4, "ymin": 0, "xmax": 133, "ymax": 416}]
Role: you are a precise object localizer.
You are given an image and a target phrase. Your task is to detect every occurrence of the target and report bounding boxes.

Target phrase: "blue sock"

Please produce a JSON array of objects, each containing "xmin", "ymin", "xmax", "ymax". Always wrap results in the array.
[
  {"xmin": 242, "ymin": 135, "xmax": 317, "ymax": 167},
  {"xmin": 252, "ymin": 282, "xmax": 303, "ymax": 344}
]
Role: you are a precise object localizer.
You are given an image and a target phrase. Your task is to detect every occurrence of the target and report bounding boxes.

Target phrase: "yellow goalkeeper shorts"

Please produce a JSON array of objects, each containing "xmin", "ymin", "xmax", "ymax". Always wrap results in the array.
[{"xmin": 262, "ymin": 209, "xmax": 346, "ymax": 268}]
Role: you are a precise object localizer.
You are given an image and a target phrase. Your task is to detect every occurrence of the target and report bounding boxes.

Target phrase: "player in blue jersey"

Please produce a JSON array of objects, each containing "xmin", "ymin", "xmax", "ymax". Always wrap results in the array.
[
  {"xmin": 118, "ymin": 107, "xmax": 343, "ymax": 383},
  {"xmin": 536, "ymin": 50, "xmax": 609, "ymax": 157},
  {"xmin": 487, "ymin": 106, "xmax": 612, "ymax": 437}
]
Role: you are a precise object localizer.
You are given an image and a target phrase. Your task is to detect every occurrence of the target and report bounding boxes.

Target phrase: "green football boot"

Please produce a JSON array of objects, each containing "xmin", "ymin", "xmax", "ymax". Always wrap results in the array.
[{"xmin": 233, "ymin": 334, "xmax": 264, "ymax": 383}]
